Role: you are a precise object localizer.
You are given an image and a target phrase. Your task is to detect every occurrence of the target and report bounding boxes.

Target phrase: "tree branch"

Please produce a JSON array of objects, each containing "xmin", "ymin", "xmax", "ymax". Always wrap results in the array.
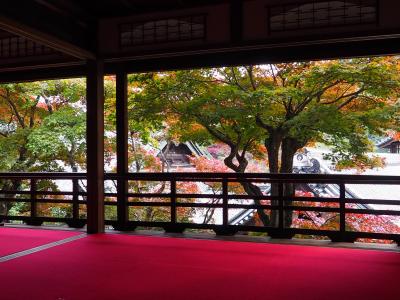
[
  {"xmin": 255, "ymin": 114, "xmax": 273, "ymax": 132},
  {"xmin": 246, "ymin": 66, "xmax": 257, "ymax": 91},
  {"xmin": 230, "ymin": 67, "xmax": 247, "ymax": 92},
  {"xmin": 2, "ymin": 91, "xmax": 25, "ymax": 128}
]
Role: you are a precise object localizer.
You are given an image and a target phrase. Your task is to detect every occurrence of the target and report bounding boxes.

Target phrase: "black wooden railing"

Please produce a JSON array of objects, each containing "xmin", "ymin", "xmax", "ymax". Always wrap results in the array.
[
  {"xmin": 0, "ymin": 173, "xmax": 87, "ymax": 228},
  {"xmin": 105, "ymin": 173, "xmax": 400, "ymax": 244},
  {"xmin": 1, "ymin": 172, "xmax": 400, "ymax": 244}
]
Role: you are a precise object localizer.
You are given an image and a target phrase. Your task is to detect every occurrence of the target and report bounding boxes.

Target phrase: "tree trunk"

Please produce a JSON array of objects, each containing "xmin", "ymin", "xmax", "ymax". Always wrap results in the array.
[
  {"xmin": 265, "ymin": 131, "xmax": 283, "ymax": 227},
  {"xmin": 280, "ymin": 137, "xmax": 304, "ymax": 227},
  {"xmin": 262, "ymin": 134, "xmax": 304, "ymax": 228},
  {"xmin": 222, "ymin": 145, "xmax": 271, "ymax": 226},
  {"xmin": 265, "ymin": 131, "xmax": 282, "ymax": 174},
  {"xmin": 240, "ymin": 181, "xmax": 270, "ymax": 226}
]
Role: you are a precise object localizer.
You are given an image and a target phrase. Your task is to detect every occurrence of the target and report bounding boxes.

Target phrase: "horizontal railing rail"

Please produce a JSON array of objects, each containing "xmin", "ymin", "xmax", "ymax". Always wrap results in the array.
[{"xmin": 1, "ymin": 172, "xmax": 400, "ymax": 244}]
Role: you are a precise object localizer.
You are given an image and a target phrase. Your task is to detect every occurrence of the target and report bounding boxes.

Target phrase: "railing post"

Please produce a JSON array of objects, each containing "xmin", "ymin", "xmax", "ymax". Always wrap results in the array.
[
  {"xmin": 339, "ymin": 182, "xmax": 346, "ymax": 237},
  {"xmin": 116, "ymin": 176, "xmax": 129, "ymax": 230},
  {"xmin": 30, "ymin": 178, "xmax": 37, "ymax": 219},
  {"xmin": 213, "ymin": 177, "xmax": 237, "ymax": 236},
  {"xmin": 328, "ymin": 181, "xmax": 354, "ymax": 243},
  {"xmin": 278, "ymin": 182, "xmax": 284, "ymax": 231},
  {"xmin": 339, "ymin": 182, "xmax": 346, "ymax": 240},
  {"xmin": 164, "ymin": 179, "xmax": 184, "ymax": 233},
  {"xmin": 67, "ymin": 177, "xmax": 86, "ymax": 228},
  {"xmin": 222, "ymin": 178, "xmax": 228, "ymax": 226},
  {"xmin": 72, "ymin": 178, "xmax": 79, "ymax": 221},
  {"xmin": 26, "ymin": 178, "xmax": 42, "ymax": 226},
  {"xmin": 171, "ymin": 179, "xmax": 177, "ymax": 224},
  {"xmin": 269, "ymin": 180, "xmax": 293, "ymax": 239},
  {"xmin": 329, "ymin": 181, "xmax": 355, "ymax": 243}
]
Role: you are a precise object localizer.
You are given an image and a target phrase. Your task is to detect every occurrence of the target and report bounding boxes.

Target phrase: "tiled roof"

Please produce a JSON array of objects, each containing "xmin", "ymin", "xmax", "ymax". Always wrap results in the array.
[{"xmin": 307, "ymin": 148, "xmax": 400, "ymax": 214}]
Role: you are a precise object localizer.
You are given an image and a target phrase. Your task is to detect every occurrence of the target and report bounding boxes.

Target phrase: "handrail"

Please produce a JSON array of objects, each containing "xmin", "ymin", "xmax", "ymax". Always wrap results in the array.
[
  {"xmin": 1, "ymin": 171, "xmax": 399, "ymax": 182},
  {"xmin": 105, "ymin": 172, "xmax": 400, "ymax": 183},
  {"xmin": 0, "ymin": 172, "xmax": 86, "ymax": 179}
]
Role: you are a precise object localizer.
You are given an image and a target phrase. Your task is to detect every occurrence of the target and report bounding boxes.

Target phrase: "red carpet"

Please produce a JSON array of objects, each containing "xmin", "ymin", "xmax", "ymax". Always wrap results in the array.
[
  {"xmin": 0, "ymin": 227, "xmax": 82, "ymax": 257},
  {"xmin": 1, "ymin": 233, "xmax": 399, "ymax": 300}
]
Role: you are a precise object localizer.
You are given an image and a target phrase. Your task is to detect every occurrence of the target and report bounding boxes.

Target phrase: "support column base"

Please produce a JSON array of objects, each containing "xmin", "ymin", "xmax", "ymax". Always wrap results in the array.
[
  {"xmin": 213, "ymin": 227, "xmax": 239, "ymax": 236},
  {"xmin": 66, "ymin": 219, "xmax": 86, "ymax": 228},
  {"xmin": 163, "ymin": 224, "xmax": 185, "ymax": 233},
  {"xmin": 25, "ymin": 219, "xmax": 43, "ymax": 226},
  {"xmin": 268, "ymin": 232, "xmax": 295, "ymax": 239},
  {"xmin": 112, "ymin": 223, "xmax": 136, "ymax": 231},
  {"xmin": 328, "ymin": 234, "xmax": 357, "ymax": 243}
]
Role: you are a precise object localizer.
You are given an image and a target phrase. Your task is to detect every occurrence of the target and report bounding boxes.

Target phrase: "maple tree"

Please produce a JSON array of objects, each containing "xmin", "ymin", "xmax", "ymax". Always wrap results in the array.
[
  {"xmin": 0, "ymin": 79, "xmax": 87, "ymax": 218},
  {"xmin": 103, "ymin": 77, "xmax": 200, "ymax": 223},
  {"xmin": 131, "ymin": 57, "xmax": 400, "ymax": 228},
  {"xmin": 292, "ymin": 190, "xmax": 400, "ymax": 244}
]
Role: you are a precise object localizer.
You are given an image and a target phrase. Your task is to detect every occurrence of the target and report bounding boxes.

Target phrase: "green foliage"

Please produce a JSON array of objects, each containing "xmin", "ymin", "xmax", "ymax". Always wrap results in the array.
[
  {"xmin": 38, "ymin": 79, "xmax": 86, "ymax": 105},
  {"xmin": 131, "ymin": 58, "xmax": 400, "ymax": 172},
  {"xmin": 131, "ymin": 70, "xmax": 265, "ymax": 160},
  {"xmin": 27, "ymin": 107, "xmax": 86, "ymax": 169},
  {"xmin": 0, "ymin": 79, "xmax": 87, "ymax": 219},
  {"xmin": 0, "ymin": 79, "xmax": 87, "ymax": 172}
]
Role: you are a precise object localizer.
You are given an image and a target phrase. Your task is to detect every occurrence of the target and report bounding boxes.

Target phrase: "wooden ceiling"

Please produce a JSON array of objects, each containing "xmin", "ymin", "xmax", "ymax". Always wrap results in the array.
[
  {"xmin": 0, "ymin": 0, "xmax": 232, "ymax": 60},
  {"xmin": 65, "ymin": 0, "xmax": 230, "ymax": 17},
  {"xmin": 2, "ymin": 0, "xmax": 231, "ymax": 35},
  {"xmin": 0, "ymin": 0, "xmax": 400, "ymax": 82}
]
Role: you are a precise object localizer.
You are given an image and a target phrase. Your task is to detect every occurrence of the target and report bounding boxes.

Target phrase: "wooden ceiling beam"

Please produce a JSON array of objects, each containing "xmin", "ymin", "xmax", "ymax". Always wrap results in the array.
[
  {"xmin": 230, "ymin": 0, "xmax": 243, "ymax": 44},
  {"xmin": 103, "ymin": 35, "xmax": 400, "ymax": 74},
  {"xmin": 116, "ymin": 0, "xmax": 140, "ymax": 10},
  {"xmin": 0, "ymin": 63, "xmax": 86, "ymax": 84},
  {"xmin": 0, "ymin": 14, "xmax": 95, "ymax": 60},
  {"xmin": 34, "ymin": 0, "xmax": 90, "ymax": 29}
]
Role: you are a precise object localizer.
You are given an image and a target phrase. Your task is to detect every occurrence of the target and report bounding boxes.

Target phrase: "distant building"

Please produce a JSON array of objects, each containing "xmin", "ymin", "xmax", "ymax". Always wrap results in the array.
[
  {"xmin": 158, "ymin": 141, "xmax": 212, "ymax": 170},
  {"xmin": 377, "ymin": 138, "xmax": 400, "ymax": 154}
]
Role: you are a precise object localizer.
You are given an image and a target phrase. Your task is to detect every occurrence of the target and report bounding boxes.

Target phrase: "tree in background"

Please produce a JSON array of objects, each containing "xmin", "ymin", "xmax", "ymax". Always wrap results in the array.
[
  {"xmin": 0, "ymin": 79, "xmax": 86, "ymax": 218},
  {"xmin": 131, "ymin": 57, "xmax": 400, "ymax": 227},
  {"xmin": 103, "ymin": 75, "xmax": 200, "ymax": 223},
  {"xmin": 293, "ymin": 190, "xmax": 400, "ymax": 244}
]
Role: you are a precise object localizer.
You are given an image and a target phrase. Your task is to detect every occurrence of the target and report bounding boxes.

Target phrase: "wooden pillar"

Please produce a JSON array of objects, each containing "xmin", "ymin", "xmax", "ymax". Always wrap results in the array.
[
  {"xmin": 86, "ymin": 60, "xmax": 105, "ymax": 234},
  {"xmin": 115, "ymin": 71, "xmax": 129, "ymax": 230}
]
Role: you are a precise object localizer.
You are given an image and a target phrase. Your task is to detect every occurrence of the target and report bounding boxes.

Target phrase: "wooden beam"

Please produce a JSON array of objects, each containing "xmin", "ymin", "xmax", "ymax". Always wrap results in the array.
[
  {"xmin": 117, "ymin": 0, "xmax": 140, "ymax": 10},
  {"xmin": 230, "ymin": 0, "xmax": 243, "ymax": 44},
  {"xmin": 86, "ymin": 60, "xmax": 105, "ymax": 234},
  {"xmin": 0, "ymin": 63, "xmax": 86, "ymax": 84},
  {"xmin": 104, "ymin": 35, "xmax": 400, "ymax": 74},
  {"xmin": 115, "ymin": 71, "xmax": 129, "ymax": 230},
  {"xmin": 0, "ymin": 14, "xmax": 95, "ymax": 59},
  {"xmin": 34, "ymin": 0, "xmax": 90, "ymax": 29}
]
